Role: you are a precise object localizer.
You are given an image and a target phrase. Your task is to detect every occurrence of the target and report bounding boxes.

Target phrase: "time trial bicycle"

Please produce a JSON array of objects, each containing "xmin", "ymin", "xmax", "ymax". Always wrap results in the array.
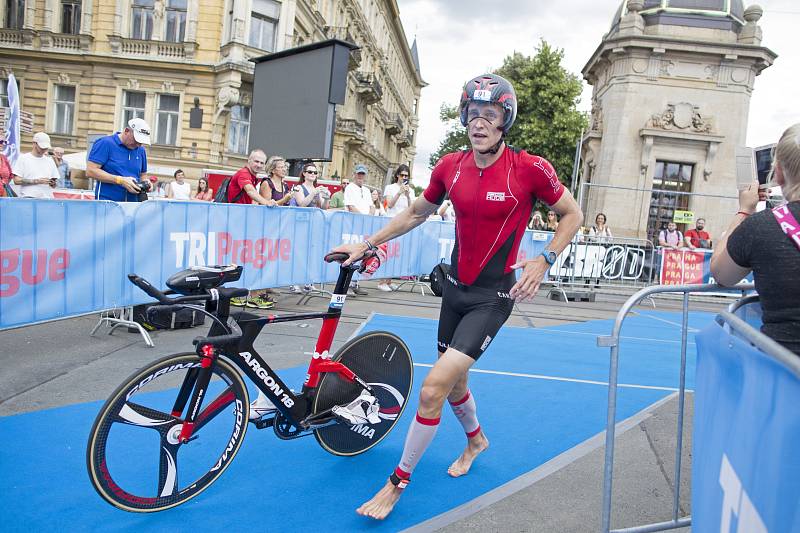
[{"xmin": 86, "ymin": 253, "xmax": 413, "ymax": 512}]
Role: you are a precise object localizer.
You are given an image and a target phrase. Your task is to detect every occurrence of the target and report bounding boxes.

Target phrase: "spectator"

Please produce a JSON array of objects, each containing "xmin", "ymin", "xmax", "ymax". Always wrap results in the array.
[
  {"xmin": 545, "ymin": 210, "xmax": 559, "ymax": 231},
  {"xmin": 87, "ymin": 118, "xmax": 150, "ymax": 202},
  {"xmin": 259, "ymin": 155, "xmax": 292, "ymax": 206},
  {"xmin": 146, "ymin": 176, "xmax": 164, "ymax": 200},
  {"xmin": 328, "ymin": 178, "xmax": 349, "ymax": 210},
  {"xmin": 371, "ymin": 189, "xmax": 386, "ymax": 216},
  {"xmin": 383, "ymin": 164, "xmax": 415, "ymax": 217},
  {"xmin": 193, "ymin": 177, "xmax": 213, "ymax": 201},
  {"xmin": 11, "ymin": 132, "xmax": 59, "ymax": 199},
  {"xmin": 52, "ymin": 147, "xmax": 71, "ymax": 188},
  {"xmin": 226, "ymin": 149, "xmax": 275, "ymax": 206},
  {"xmin": 0, "ymin": 135, "xmax": 13, "ymax": 197},
  {"xmin": 438, "ymin": 198, "xmax": 456, "ymax": 222},
  {"xmin": 528, "ymin": 211, "xmax": 546, "ymax": 231},
  {"xmin": 345, "ymin": 164, "xmax": 374, "ymax": 215},
  {"xmin": 658, "ymin": 221, "xmax": 684, "ymax": 249},
  {"xmin": 711, "ymin": 123, "xmax": 800, "ymax": 355},
  {"xmin": 167, "ymin": 169, "xmax": 192, "ymax": 200},
  {"xmin": 344, "ymin": 164, "xmax": 374, "ymax": 295},
  {"xmin": 228, "ymin": 149, "xmax": 277, "ymax": 309},
  {"xmin": 290, "ymin": 162, "xmax": 329, "ymax": 208},
  {"xmin": 589, "ymin": 212, "xmax": 613, "ymax": 243},
  {"xmin": 684, "ymin": 218, "xmax": 711, "ymax": 249}
]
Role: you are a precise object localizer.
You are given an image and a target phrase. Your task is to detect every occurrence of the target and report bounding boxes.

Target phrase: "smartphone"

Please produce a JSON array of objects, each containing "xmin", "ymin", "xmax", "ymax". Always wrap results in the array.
[
  {"xmin": 402, "ymin": 178, "xmax": 409, "ymax": 185},
  {"xmin": 735, "ymin": 146, "xmax": 755, "ymax": 190}
]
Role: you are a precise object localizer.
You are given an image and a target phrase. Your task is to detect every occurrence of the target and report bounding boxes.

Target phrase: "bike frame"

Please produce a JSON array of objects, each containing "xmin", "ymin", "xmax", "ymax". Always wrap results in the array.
[{"xmin": 170, "ymin": 263, "xmax": 371, "ymax": 444}]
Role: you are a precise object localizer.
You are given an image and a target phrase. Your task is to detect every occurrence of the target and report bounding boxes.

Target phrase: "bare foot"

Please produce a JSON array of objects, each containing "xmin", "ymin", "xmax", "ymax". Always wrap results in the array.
[
  {"xmin": 448, "ymin": 431, "xmax": 489, "ymax": 477},
  {"xmin": 356, "ymin": 479, "xmax": 404, "ymax": 520}
]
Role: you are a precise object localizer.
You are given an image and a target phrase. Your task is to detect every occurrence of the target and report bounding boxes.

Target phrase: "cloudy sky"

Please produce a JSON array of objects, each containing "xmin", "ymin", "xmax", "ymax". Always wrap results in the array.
[{"xmin": 398, "ymin": 0, "xmax": 800, "ymax": 187}]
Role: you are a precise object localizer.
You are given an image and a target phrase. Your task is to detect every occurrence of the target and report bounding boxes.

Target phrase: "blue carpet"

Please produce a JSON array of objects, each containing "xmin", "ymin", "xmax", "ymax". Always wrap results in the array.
[{"xmin": 0, "ymin": 311, "xmax": 710, "ymax": 531}]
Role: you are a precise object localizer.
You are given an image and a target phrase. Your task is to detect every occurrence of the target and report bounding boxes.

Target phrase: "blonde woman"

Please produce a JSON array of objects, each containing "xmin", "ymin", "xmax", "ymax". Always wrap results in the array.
[
  {"xmin": 258, "ymin": 156, "xmax": 292, "ymax": 206},
  {"xmin": 711, "ymin": 123, "xmax": 800, "ymax": 355}
]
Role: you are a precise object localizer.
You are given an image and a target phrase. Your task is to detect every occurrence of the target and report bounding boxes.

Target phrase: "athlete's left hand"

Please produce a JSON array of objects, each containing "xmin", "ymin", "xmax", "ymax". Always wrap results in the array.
[{"xmin": 510, "ymin": 257, "xmax": 549, "ymax": 301}]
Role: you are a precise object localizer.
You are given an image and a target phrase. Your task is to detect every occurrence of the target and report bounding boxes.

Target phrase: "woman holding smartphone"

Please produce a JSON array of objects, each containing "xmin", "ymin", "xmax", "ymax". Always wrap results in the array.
[
  {"xmin": 290, "ymin": 163, "xmax": 329, "ymax": 209},
  {"xmin": 378, "ymin": 165, "xmax": 415, "ymax": 291}
]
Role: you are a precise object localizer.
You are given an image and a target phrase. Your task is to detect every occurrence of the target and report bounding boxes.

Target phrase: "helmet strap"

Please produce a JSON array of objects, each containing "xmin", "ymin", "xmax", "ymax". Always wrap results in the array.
[{"xmin": 477, "ymin": 134, "xmax": 505, "ymax": 156}]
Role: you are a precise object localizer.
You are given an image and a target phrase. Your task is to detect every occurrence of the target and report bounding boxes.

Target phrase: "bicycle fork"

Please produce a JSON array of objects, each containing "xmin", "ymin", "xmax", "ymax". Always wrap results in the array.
[{"xmin": 171, "ymin": 344, "xmax": 218, "ymax": 444}]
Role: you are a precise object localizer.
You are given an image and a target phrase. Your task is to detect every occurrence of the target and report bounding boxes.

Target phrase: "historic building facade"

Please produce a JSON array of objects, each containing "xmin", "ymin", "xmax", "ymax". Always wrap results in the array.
[
  {"xmin": 580, "ymin": 0, "xmax": 775, "ymax": 241},
  {"xmin": 0, "ymin": 0, "xmax": 424, "ymax": 188}
]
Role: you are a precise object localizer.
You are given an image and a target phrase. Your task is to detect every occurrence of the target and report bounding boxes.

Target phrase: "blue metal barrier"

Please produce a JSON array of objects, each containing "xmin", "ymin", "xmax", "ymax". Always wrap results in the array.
[
  {"xmin": 0, "ymin": 198, "xmax": 127, "ymax": 329},
  {"xmin": 693, "ymin": 312, "xmax": 800, "ymax": 533}
]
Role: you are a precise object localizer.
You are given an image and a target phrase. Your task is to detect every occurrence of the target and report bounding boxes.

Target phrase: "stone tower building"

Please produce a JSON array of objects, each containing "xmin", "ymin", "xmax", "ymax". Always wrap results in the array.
[{"xmin": 580, "ymin": 0, "xmax": 775, "ymax": 241}]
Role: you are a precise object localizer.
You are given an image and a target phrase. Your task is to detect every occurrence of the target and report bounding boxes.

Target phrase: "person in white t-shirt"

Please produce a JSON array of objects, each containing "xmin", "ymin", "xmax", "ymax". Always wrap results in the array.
[
  {"xmin": 344, "ymin": 164, "xmax": 374, "ymax": 295},
  {"xmin": 11, "ymin": 132, "xmax": 59, "ymax": 199},
  {"xmin": 167, "ymin": 169, "xmax": 192, "ymax": 200},
  {"xmin": 344, "ymin": 164, "xmax": 374, "ymax": 215},
  {"xmin": 383, "ymin": 164, "xmax": 415, "ymax": 217}
]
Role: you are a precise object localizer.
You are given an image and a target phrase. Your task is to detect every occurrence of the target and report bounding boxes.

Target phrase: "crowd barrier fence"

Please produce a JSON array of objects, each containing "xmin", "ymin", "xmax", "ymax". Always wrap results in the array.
[
  {"xmin": 693, "ymin": 310, "xmax": 800, "ymax": 533},
  {"xmin": 0, "ymin": 198, "xmax": 555, "ymax": 330},
  {"xmin": 597, "ymin": 283, "xmax": 754, "ymax": 533}
]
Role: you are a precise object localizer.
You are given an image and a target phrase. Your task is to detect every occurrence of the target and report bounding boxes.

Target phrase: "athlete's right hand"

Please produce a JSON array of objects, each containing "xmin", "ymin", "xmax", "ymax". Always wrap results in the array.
[{"xmin": 329, "ymin": 242, "xmax": 369, "ymax": 267}]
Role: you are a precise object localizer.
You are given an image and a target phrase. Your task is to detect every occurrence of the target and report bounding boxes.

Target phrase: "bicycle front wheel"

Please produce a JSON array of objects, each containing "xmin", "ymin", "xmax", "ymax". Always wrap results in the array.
[
  {"xmin": 86, "ymin": 353, "xmax": 249, "ymax": 512},
  {"xmin": 313, "ymin": 331, "xmax": 413, "ymax": 456}
]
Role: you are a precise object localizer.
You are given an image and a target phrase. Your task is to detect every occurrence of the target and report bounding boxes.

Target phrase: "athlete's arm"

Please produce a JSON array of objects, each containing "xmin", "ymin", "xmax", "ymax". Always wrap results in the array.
[
  {"xmin": 510, "ymin": 191, "xmax": 583, "ymax": 301},
  {"xmin": 331, "ymin": 195, "xmax": 439, "ymax": 265}
]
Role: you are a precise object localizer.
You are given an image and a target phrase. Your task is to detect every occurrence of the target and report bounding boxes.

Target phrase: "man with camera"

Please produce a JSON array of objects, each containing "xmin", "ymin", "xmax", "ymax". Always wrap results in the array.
[
  {"xmin": 87, "ymin": 118, "xmax": 151, "ymax": 202},
  {"xmin": 11, "ymin": 132, "xmax": 59, "ymax": 199}
]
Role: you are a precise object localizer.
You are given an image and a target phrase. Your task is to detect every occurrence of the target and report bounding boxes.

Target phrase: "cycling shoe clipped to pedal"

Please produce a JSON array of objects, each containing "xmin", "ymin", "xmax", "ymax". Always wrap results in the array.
[
  {"xmin": 332, "ymin": 390, "xmax": 382, "ymax": 425},
  {"xmin": 249, "ymin": 394, "xmax": 278, "ymax": 420}
]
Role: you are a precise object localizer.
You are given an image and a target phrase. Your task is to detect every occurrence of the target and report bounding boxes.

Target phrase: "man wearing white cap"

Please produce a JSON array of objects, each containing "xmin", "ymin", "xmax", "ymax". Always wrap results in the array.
[
  {"xmin": 11, "ymin": 132, "xmax": 59, "ymax": 198},
  {"xmin": 87, "ymin": 118, "xmax": 151, "ymax": 202}
]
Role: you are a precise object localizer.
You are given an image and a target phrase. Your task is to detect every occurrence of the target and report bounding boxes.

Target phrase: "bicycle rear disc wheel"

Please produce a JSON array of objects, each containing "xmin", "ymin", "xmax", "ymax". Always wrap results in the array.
[
  {"xmin": 86, "ymin": 353, "xmax": 249, "ymax": 512},
  {"xmin": 313, "ymin": 331, "xmax": 413, "ymax": 456}
]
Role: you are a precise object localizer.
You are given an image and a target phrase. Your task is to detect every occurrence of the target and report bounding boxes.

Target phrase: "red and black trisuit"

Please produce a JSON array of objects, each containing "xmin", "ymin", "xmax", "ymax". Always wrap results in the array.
[{"xmin": 423, "ymin": 146, "xmax": 565, "ymax": 360}]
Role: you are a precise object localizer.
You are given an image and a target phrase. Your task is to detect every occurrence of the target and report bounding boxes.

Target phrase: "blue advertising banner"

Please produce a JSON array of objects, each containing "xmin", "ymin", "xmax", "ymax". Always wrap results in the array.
[
  {"xmin": 693, "ymin": 322, "xmax": 800, "ymax": 533},
  {"xmin": 0, "ymin": 199, "xmax": 127, "ymax": 329},
  {"xmin": 1, "ymin": 198, "xmax": 553, "ymax": 330}
]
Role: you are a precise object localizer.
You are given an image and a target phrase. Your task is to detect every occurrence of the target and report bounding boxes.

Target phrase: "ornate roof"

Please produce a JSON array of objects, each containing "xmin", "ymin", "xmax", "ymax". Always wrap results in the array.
[{"xmin": 610, "ymin": 0, "xmax": 746, "ymax": 33}]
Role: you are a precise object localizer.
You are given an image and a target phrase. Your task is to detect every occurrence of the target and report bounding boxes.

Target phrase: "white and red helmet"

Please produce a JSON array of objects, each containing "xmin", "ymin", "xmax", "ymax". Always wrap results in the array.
[{"xmin": 459, "ymin": 73, "xmax": 518, "ymax": 134}]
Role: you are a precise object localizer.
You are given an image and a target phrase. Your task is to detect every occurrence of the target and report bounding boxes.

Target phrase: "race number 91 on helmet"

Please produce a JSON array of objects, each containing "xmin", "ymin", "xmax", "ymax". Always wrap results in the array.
[{"xmin": 459, "ymin": 73, "xmax": 518, "ymax": 134}]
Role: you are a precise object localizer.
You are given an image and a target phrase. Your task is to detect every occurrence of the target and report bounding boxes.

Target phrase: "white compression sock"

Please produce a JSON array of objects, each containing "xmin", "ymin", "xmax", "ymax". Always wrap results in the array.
[
  {"xmin": 395, "ymin": 412, "xmax": 440, "ymax": 480},
  {"xmin": 449, "ymin": 390, "xmax": 481, "ymax": 438}
]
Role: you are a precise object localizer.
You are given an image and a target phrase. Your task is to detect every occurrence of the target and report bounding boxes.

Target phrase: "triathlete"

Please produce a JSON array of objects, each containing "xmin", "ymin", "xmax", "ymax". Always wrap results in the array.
[{"xmin": 331, "ymin": 73, "xmax": 584, "ymax": 520}]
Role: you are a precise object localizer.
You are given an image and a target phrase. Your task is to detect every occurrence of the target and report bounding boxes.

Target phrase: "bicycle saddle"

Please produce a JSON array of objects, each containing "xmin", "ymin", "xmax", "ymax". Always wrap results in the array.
[{"xmin": 166, "ymin": 265, "xmax": 243, "ymax": 295}]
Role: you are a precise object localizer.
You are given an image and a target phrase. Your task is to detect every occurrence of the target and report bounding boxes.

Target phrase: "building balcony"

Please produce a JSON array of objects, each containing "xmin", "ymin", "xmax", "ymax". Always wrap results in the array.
[
  {"xmin": 385, "ymin": 113, "xmax": 403, "ymax": 135},
  {"xmin": 324, "ymin": 26, "xmax": 361, "ymax": 70},
  {"xmin": 396, "ymin": 132, "xmax": 412, "ymax": 148},
  {"xmin": 354, "ymin": 71, "xmax": 382, "ymax": 105},
  {"xmin": 0, "ymin": 28, "xmax": 24, "ymax": 47},
  {"xmin": 38, "ymin": 31, "xmax": 92, "ymax": 53},
  {"xmin": 108, "ymin": 36, "xmax": 197, "ymax": 61},
  {"xmin": 336, "ymin": 117, "xmax": 366, "ymax": 146}
]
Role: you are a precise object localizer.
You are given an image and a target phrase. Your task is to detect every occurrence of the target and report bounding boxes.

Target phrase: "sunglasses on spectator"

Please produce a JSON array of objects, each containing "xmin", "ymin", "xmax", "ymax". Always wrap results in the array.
[{"xmin": 305, "ymin": 169, "xmax": 318, "ymax": 174}]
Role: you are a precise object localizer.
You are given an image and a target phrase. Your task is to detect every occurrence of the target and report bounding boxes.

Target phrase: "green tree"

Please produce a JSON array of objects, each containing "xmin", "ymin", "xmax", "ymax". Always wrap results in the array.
[
  {"xmin": 430, "ymin": 40, "xmax": 587, "ymax": 187},
  {"xmin": 428, "ymin": 103, "xmax": 469, "ymax": 169}
]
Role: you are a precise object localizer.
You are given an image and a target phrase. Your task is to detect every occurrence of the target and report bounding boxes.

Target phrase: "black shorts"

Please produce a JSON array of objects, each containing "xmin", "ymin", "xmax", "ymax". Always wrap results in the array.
[{"xmin": 437, "ymin": 273, "xmax": 514, "ymax": 360}]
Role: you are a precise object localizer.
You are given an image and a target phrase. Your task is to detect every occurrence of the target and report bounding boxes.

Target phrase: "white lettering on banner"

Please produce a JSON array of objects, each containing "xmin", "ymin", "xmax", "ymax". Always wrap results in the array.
[
  {"xmin": 170, "ymin": 231, "xmax": 291, "ymax": 269},
  {"xmin": 718, "ymin": 454, "xmax": 767, "ymax": 533},
  {"xmin": 171, "ymin": 232, "xmax": 215, "ymax": 268},
  {"xmin": 438, "ymin": 238, "xmax": 455, "ymax": 260},
  {"xmin": 341, "ymin": 233, "xmax": 364, "ymax": 245}
]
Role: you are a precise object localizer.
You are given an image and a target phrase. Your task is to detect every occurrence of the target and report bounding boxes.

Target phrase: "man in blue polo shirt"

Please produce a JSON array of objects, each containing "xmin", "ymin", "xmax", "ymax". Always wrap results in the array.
[{"xmin": 87, "ymin": 118, "xmax": 151, "ymax": 201}]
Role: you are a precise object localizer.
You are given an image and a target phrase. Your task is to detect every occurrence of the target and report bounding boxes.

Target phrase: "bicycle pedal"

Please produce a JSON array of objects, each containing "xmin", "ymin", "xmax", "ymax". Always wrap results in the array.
[{"xmin": 252, "ymin": 416, "xmax": 275, "ymax": 429}]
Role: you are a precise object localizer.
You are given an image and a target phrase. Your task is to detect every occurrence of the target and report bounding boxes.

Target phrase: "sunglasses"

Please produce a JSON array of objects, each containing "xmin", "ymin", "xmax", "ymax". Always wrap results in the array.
[
  {"xmin": 399, "ymin": 173, "xmax": 409, "ymax": 177},
  {"xmin": 305, "ymin": 170, "xmax": 318, "ymax": 174}
]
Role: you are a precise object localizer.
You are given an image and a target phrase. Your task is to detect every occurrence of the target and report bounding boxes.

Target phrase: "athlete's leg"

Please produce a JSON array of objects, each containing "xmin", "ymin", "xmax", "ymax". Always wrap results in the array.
[
  {"xmin": 356, "ymin": 348, "xmax": 474, "ymax": 520},
  {"xmin": 444, "ymin": 295, "xmax": 513, "ymax": 477}
]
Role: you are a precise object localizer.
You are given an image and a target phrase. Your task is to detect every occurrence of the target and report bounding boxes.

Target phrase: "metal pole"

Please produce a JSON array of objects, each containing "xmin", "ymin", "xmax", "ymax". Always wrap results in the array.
[
  {"xmin": 672, "ymin": 292, "xmax": 690, "ymax": 521},
  {"xmin": 571, "ymin": 130, "xmax": 583, "ymax": 193},
  {"xmin": 601, "ymin": 342, "xmax": 620, "ymax": 533}
]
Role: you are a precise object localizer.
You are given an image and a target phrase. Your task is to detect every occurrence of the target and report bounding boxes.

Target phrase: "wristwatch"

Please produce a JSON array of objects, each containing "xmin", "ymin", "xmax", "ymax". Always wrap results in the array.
[{"xmin": 540, "ymin": 249, "xmax": 557, "ymax": 266}]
